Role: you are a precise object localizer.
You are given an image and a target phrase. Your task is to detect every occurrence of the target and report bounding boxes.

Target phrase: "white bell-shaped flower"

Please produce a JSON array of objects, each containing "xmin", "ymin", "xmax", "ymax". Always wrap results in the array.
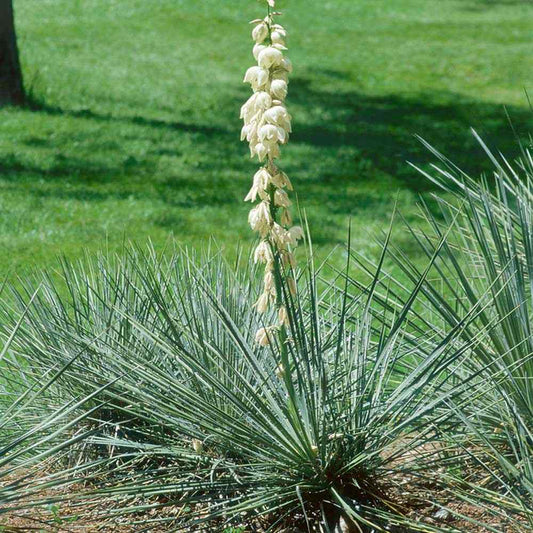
[
  {"xmin": 258, "ymin": 47, "xmax": 284, "ymax": 69},
  {"xmin": 241, "ymin": 92, "xmax": 273, "ymax": 123},
  {"xmin": 259, "ymin": 124, "xmax": 281, "ymax": 145},
  {"xmin": 240, "ymin": 124, "xmax": 251, "ymax": 142},
  {"xmin": 287, "ymin": 226, "xmax": 304, "ymax": 246},
  {"xmin": 281, "ymin": 57, "xmax": 293, "ymax": 73},
  {"xmin": 270, "ymin": 79, "xmax": 288, "ymax": 100},
  {"xmin": 270, "ymin": 222, "xmax": 290, "ymax": 247},
  {"xmin": 254, "ymin": 142, "xmax": 268, "ymax": 161},
  {"xmin": 271, "ymin": 170, "xmax": 293, "ymax": 190},
  {"xmin": 278, "ymin": 306, "xmax": 289, "ymax": 327},
  {"xmin": 244, "ymin": 123, "xmax": 259, "ymax": 145},
  {"xmin": 281, "ymin": 250, "xmax": 297, "ymax": 269},
  {"xmin": 271, "ymin": 69, "xmax": 289, "ymax": 83},
  {"xmin": 281, "ymin": 208, "xmax": 292, "ymax": 226},
  {"xmin": 288, "ymin": 277, "xmax": 297, "ymax": 295},
  {"xmin": 263, "ymin": 105, "xmax": 292, "ymax": 133},
  {"xmin": 271, "ymin": 28, "xmax": 287, "ymax": 46},
  {"xmin": 276, "ymin": 126, "xmax": 287, "ymax": 144},
  {"xmin": 244, "ymin": 66, "xmax": 269, "ymax": 91},
  {"xmin": 254, "ymin": 240, "xmax": 274, "ymax": 265},
  {"xmin": 264, "ymin": 270, "xmax": 275, "ymax": 293},
  {"xmin": 253, "ymin": 43, "xmax": 267, "ymax": 61},
  {"xmin": 245, "ymin": 168, "xmax": 270, "ymax": 202},
  {"xmin": 255, "ymin": 91, "xmax": 273, "ymax": 111},
  {"xmin": 248, "ymin": 201, "xmax": 272, "ymax": 235},
  {"xmin": 252, "ymin": 22, "xmax": 268, "ymax": 43}
]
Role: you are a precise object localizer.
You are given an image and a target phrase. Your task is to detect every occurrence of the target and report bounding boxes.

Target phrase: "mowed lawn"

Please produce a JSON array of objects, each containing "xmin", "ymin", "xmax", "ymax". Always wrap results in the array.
[{"xmin": 1, "ymin": 0, "xmax": 533, "ymax": 277}]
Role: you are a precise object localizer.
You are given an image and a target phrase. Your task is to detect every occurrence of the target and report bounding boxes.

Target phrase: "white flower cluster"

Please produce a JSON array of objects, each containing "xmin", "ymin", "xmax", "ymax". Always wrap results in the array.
[{"xmin": 240, "ymin": 7, "xmax": 303, "ymax": 346}]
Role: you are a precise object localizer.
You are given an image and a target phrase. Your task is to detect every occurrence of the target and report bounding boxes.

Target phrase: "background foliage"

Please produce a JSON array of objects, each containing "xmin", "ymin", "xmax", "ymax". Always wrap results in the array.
[{"xmin": 1, "ymin": 0, "xmax": 533, "ymax": 277}]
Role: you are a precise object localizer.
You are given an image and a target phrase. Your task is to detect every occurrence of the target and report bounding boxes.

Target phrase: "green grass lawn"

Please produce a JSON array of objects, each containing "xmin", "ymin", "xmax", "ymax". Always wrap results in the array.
[{"xmin": 1, "ymin": 0, "xmax": 533, "ymax": 277}]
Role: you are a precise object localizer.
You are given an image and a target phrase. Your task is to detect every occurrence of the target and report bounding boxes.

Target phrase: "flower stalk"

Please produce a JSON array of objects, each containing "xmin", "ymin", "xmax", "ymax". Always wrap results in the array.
[{"xmin": 241, "ymin": 0, "xmax": 302, "ymax": 361}]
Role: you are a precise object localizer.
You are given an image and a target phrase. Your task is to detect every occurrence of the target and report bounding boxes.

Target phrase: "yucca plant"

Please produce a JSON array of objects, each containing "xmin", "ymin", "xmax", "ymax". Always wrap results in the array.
[
  {"xmin": 1, "ymin": 246, "xmax": 264, "ymax": 447},
  {"xmin": 0, "ymin": 291, "xmax": 110, "ymax": 528},
  {"xmin": 3, "ymin": 0, "xmax": 527, "ymax": 530},
  {"xmin": 351, "ymin": 129, "xmax": 533, "ymax": 527},
  {"xmin": 3, "ymin": 227, "xmax": 505, "ymax": 531}
]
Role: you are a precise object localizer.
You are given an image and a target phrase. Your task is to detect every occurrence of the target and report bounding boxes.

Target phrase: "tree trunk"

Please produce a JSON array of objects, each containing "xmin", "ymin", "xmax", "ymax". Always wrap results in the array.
[{"xmin": 0, "ymin": 0, "xmax": 24, "ymax": 106}]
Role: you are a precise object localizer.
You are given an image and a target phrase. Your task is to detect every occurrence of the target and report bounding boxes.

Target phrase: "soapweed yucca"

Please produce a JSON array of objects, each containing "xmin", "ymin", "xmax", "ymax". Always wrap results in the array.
[
  {"xmin": 2, "ymin": 1, "xmax": 524, "ymax": 530},
  {"xmin": 353, "ymin": 129, "xmax": 533, "ymax": 526},
  {"xmin": 0, "ymin": 290, "xmax": 107, "ymax": 517},
  {"xmin": 1, "ymin": 246, "xmax": 263, "ymax": 446},
  {"xmin": 1, "ymin": 236, "xmax": 492, "ymax": 531}
]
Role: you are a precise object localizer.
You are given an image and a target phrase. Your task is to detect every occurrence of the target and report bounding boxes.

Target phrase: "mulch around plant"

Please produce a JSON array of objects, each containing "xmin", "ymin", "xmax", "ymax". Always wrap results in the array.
[{"xmin": 1, "ymin": 465, "xmax": 529, "ymax": 532}]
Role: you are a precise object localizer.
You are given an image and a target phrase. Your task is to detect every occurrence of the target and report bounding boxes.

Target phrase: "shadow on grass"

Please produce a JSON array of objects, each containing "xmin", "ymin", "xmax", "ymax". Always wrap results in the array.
[
  {"xmin": 3, "ymin": 81, "xmax": 532, "ymax": 217},
  {"xmin": 474, "ymin": 0, "xmax": 533, "ymax": 5},
  {"xmin": 460, "ymin": 0, "xmax": 533, "ymax": 11},
  {"xmin": 24, "ymin": 96, "xmax": 227, "ymax": 137},
  {"xmin": 288, "ymin": 77, "xmax": 533, "ymax": 191},
  {"xmin": 0, "ymin": 152, "xmax": 128, "ymax": 182}
]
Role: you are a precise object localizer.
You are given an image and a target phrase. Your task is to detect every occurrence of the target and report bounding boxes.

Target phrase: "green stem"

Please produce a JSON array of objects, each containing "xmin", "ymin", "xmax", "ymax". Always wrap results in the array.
[
  {"xmin": 266, "ymin": 158, "xmax": 295, "ymax": 401},
  {"xmin": 266, "ymin": 3, "xmax": 273, "ymax": 42},
  {"xmin": 261, "ymin": 10, "xmax": 303, "ymax": 433}
]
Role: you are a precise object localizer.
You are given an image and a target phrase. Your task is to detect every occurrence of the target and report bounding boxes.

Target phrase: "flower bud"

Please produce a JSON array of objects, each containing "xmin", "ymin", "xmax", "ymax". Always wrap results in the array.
[
  {"xmin": 192, "ymin": 439, "xmax": 203, "ymax": 453},
  {"xmin": 255, "ymin": 292, "xmax": 270, "ymax": 314},
  {"xmin": 255, "ymin": 327, "xmax": 272, "ymax": 346},
  {"xmin": 278, "ymin": 306, "xmax": 289, "ymax": 327},
  {"xmin": 272, "ymin": 43, "xmax": 288, "ymax": 52},
  {"xmin": 274, "ymin": 189, "xmax": 291, "ymax": 208},
  {"xmin": 281, "ymin": 208, "xmax": 292, "ymax": 226},
  {"xmin": 275, "ymin": 363, "xmax": 285, "ymax": 379}
]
